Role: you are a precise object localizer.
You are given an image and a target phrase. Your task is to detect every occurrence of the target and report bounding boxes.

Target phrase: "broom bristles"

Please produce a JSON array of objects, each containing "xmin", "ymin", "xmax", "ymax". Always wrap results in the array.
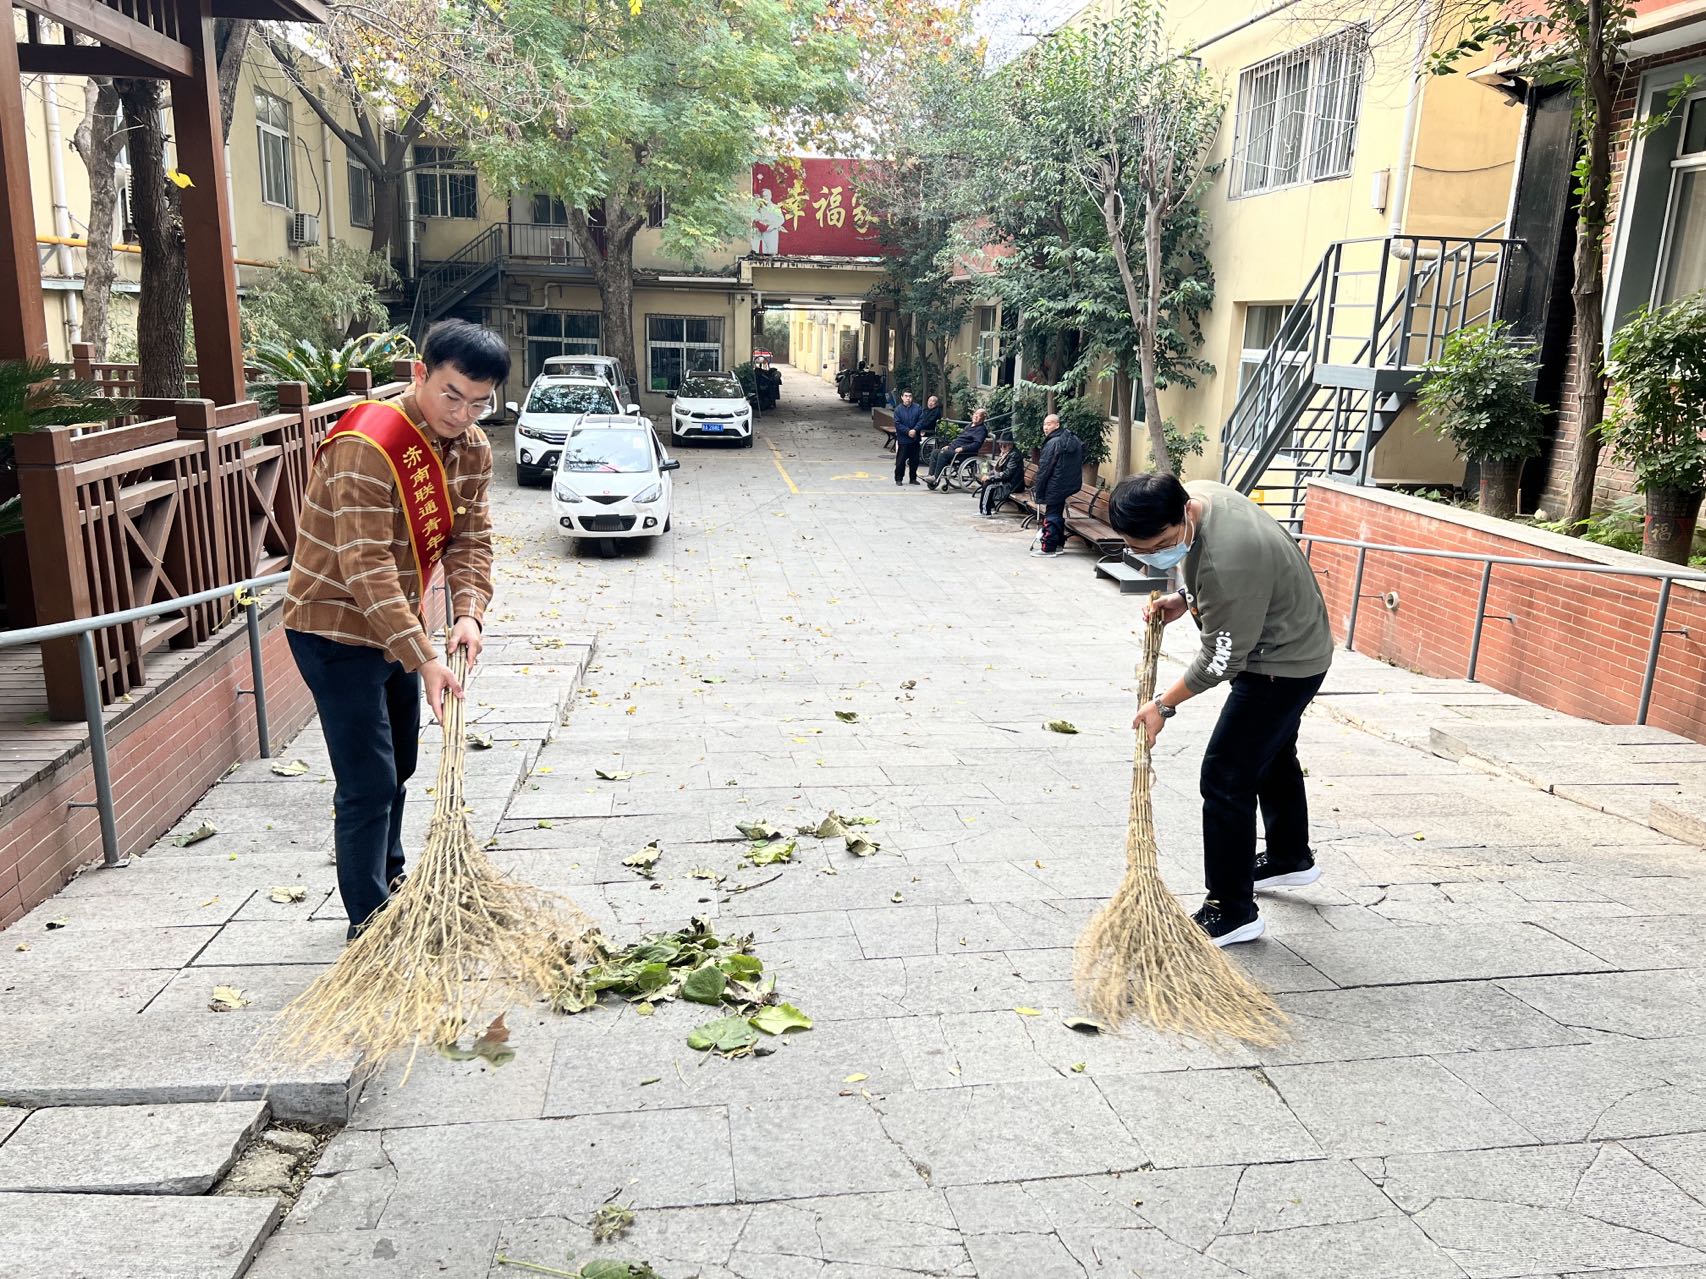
[
  {"xmin": 266, "ymin": 645, "xmax": 597, "ymax": 1080},
  {"xmin": 1072, "ymin": 595, "xmax": 1288, "ymax": 1046}
]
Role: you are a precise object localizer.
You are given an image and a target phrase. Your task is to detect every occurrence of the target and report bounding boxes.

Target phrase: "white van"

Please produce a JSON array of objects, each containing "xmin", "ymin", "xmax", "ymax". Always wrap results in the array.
[{"xmin": 540, "ymin": 355, "xmax": 637, "ymax": 410}]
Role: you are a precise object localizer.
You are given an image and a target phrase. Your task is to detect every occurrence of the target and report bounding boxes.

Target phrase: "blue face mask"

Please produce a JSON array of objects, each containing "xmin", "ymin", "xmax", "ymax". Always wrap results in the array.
[{"xmin": 1136, "ymin": 521, "xmax": 1194, "ymax": 572}]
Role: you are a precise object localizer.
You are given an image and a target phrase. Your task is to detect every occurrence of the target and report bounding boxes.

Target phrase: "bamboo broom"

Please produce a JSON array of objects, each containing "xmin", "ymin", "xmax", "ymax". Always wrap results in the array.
[
  {"xmin": 1072, "ymin": 593, "xmax": 1287, "ymax": 1045},
  {"xmin": 269, "ymin": 647, "xmax": 595, "ymax": 1079}
]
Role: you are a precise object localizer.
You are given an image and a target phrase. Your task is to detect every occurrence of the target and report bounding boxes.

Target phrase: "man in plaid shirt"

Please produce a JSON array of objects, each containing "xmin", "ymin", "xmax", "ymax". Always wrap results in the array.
[{"xmin": 284, "ymin": 320, "xmax": 507, "ymax": 938}]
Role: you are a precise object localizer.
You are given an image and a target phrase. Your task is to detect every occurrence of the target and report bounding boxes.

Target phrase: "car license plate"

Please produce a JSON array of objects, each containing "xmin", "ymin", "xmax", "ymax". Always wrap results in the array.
[{"xmin": 703, "ymin": 422, "xmax": 723, "ymax": 433}]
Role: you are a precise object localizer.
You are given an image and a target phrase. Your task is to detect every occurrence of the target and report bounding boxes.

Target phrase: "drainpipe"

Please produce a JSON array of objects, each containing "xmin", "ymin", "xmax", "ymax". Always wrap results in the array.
[
  {"xmin": 322, "ymin": 116, "xmax": 336, "ymax": 244},
  {"xmin": 404, "ymin": 168, "xmax": 419, "ymax": 280},
  {"xmin": 41, "ymin": 78, "xmax": 81, "ymax": 346},
  {"xmin": 1388, "ymin": 0, "xmax": 1436, "ymax": 238}
]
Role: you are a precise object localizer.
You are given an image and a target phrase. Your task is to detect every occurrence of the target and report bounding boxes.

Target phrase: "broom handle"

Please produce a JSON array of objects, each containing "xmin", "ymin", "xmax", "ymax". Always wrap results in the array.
[
  {"xmin": 1124, "ymin": 592, "xmax": 1167, "ymax": 866},
  {"xmin": 431, "ymin": 646, "xmax": 472, "ymax": 818}
]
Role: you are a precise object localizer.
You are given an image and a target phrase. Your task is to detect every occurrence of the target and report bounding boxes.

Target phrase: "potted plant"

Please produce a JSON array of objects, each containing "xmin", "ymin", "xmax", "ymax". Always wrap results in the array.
[
  {"xmin": 1414, "ymin": 322, "xmax": 1545, "ymax": 518},
  {"xmin": 1600, "ymin": 293, "xmax": 1706, "ymax": 564}
]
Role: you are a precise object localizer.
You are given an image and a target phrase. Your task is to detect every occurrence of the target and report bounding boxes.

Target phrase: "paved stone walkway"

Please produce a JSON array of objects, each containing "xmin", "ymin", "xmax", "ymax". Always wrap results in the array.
[{"xmin": 4, "ymin": 369, "xmax": 1706, "ymax": 1278}]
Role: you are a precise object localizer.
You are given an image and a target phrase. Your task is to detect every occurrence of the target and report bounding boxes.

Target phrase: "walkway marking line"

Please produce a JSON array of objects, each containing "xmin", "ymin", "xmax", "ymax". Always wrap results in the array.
[{"xmin": 764, "ymin": 438, "xmax": 800, "ymax": 495}]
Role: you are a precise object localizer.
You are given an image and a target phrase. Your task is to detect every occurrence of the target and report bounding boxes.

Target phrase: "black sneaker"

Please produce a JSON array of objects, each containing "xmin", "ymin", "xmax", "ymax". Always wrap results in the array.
[
  {"xmin": 1254, "ymin": 850, "xmax": 1321, "ymax": 892},
  {"xmin": 1192, "ymin": 900, "xmax": 1265, "ymax": 947}
]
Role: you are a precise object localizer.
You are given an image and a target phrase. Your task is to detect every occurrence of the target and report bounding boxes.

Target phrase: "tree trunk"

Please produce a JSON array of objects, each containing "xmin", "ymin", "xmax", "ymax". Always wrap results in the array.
[
  {"xmin": 1101, "ymin": 188, "xmax": 1173, "ymax": 474},
  {"xmin": 213, "ymin": 19, "xmax": 252, "ymax": 140},
  {"xmin": 370, "ymin": 173, "xmax": 400, "ymax": 259},
  {"xmin": 115, "ymin": 80, "xmax": 187, "ymax": 398},
  {"xmin": 1562, "ymin": 5, "xmax": 1615, "ymax": 526},
  {"xmin": 71, "ymin": 79, "xmax": 123, "ymax": 360}
]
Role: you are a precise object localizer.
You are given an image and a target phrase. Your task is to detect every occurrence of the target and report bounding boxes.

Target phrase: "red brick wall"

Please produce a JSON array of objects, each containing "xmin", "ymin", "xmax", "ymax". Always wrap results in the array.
[
  {"xmin": 1303, "ymin": 481, "xmax": 1706, "ymax": 742},
  {"xmin": 0, "ymin": 589, "xmax": 448, "ymax": 927},
  {"xmin": 1541, "ymin": 41, "xmax": 1706, "ymax": 514}
]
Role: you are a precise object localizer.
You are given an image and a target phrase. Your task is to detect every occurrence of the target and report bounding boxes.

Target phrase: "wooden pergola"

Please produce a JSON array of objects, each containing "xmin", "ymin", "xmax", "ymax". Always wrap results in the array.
[{"xmin": 0, "ymin": 0, "xmax": 327, "ymax": 404}]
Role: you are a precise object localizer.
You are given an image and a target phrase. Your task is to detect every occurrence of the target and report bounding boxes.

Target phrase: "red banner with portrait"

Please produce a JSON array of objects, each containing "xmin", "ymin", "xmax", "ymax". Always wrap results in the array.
[{"xmin": 751, "ymin": 158, "xmax": 896, "ymax": 258}]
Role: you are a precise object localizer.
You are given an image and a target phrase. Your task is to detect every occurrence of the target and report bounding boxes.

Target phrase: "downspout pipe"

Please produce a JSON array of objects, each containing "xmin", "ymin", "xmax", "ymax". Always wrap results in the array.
[
  {"xmin": 42, "ymin": 78, "xmax": 82, "ymax": 346},
  {"xmin": 1184, "ymin": 0, "xmax": 1306, "ymax": 56},
  {"xmin": 1389, "ymin": 0, "xmax": 1436, "ymax": 237}
]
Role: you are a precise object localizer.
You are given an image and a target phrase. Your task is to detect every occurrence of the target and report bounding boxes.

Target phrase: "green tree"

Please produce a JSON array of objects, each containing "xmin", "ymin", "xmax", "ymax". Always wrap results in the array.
[
  {"xmin": 242, "ymin": 243, "xmax": 401, "ymax": 348},
  {"xmin": 473, "ymin": 0, "xmax": 856, "ymax": 385}
]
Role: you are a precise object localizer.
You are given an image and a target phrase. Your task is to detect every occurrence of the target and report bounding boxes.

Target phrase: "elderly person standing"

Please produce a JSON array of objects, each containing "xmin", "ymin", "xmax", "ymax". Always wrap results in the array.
[
  {"xmin": 893, "ymin": 390, "xmax": 925, "ymax": 487},
  {"xmin": 1029, "ymin": 413, "xmax": 1081, "ymax": 557}
]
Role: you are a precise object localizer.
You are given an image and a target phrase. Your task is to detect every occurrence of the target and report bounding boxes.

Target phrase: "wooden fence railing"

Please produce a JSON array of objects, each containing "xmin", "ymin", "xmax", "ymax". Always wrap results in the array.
[
  {"xmin": 68, "ymin": 343, "xmax": 267, "ymax": 407},
  {"xmin": 14, "ymin": 362, "xmax": 413, "ymax": 719}
]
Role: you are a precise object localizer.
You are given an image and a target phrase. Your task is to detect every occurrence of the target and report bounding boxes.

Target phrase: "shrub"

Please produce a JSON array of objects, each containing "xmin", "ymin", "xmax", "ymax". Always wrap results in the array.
[
  {"xmin": 241, "ymin": 242, "xmax": 400, "ymax": 349},
  {"xmin": 1414, "ymin": 322, "xmax": 1546, "ymax": 463},
  {"xmin": 248, "ymin": 330, "xmax": 416, "ymax": 411},
  {"xmin": 1163, "ymin": 421, "xmax": 1208, "ymax": 475},
  {"xmin": 1601, "ymin": 292, "xmax": 1706, "ymax": 495}
]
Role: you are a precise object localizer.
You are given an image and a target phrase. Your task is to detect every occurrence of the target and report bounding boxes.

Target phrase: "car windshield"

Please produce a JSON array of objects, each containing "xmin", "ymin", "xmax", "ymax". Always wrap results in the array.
[
  {"xmin": 679, "ymin": 376, "xmax": 741, "ymax": 400},
  {"xmin": 560, "ymin": 429, "xmax": 653, "ymax": 474},
  {"xmin": 527, "ymin": 383, "xmax": 618, "ymax": 415},
  {"xmin": 546, "ymin": 360, "xmax": 613, "ymax": 381}
]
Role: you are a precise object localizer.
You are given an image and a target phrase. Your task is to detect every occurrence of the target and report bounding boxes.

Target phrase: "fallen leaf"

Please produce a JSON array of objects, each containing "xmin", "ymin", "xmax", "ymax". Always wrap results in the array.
[
  {"xmin": 844, "ymin": 815, "xmax": 879, "ymax": 826},
  {"xmin": 200, "ymin": 895, "xmax": 220, "ymax": 908},
  {"xmin": 900, "ymin": 679, "xmax": 916, "ymax": 690},
  {"xmin": 846, "ymin": 834, "xmax": 879, "ymax": 857},
  {"xmin": 625, "ymin": 706, "xmax": 638, "ymax": 716},
  {"xmin": 1013, "ymin": 1006, "xmax": 1043, "ymax": 1016},
  {"xmin": 751, "ymin": 1002, "xmax": 812, "ymax": 1035},
  {"xmin": 835, "ymin": 710, "xmax": 860, "ymax": 723},
  {"xmin": 702, "ymin": 676, "xmax": 726, "ymax": 684},
  {"xmin": 623, "ymin": 843, "xmax": 662, "ymax": 878},
  {"xmin": 44, "ymin": 917, "xmax": 68, "ymax": 930},
  {"xmin": 268, "ymin": 885, "xmax": 307, "ymax": 904},
  {"xmin": 736, "ymin": 820, "xmax": 783, "ymax": 841},
  {"xmin": 1070, "ymin": 1062, "xmax": 1087, "ymax": 1073},
  {"xmin": 14, "ymin": 942, "xmax": 30, "ymax": 952},
  {"xmin": 270, "ymin": 759, "xmax": 310, "ymax": 777},
  {"xmin": 591, "ymin": 1202, "xmax": 636, "ymax": 1244},
  {"xmin": 1045, "ymin": 720, "xmax": 1079, "ymax": 735},
  {"xmin": 172, "ymin": 820, "xmax": 217, "ymax": 847},
  {"xmin": 744, "ymin": 838, "xmax": 796, "ymax": 867},
  {"xmin": 803, "ymin": 811, "xmax": 848, "ymax": 839},
  {"xmin": 844, "ymin": 1072, "xmax": 868, "ymax": 1083},
  {"xmin": 465, "ymin": 731, "xmax": 495, "ymax": 750},
  {"xmin": 687, "ymin": 1013, "xmax": 760, "ymax": 1055},
  {"xmin": 596, "ymin": 768, "xmax": 635, "ymax": 781},
  {"xmin": 890, "ymin": 890, "xmax": 904, "ymax": 903},
  {"xmin": 1063, "ymin": 1017, "xmax": 1105, "ymax": 1034},
  {"xmin": 438, "ymin": 1013, "xmax": 515, "ymax": 1067},
  {"xmin": 688, "ymin": 867, "xmax": 722, "ymax": 882},
  {"xmin": 536, "ymin": 820, "xmax": 555, "ymax": 829},
  {"xmin": 209, "ymin": 984, "xmax": 250, "ymax": 1011},
  {"xmin": 1413, "ymin": 832, "xmax": 1426, "ymax": 841},
  {"xmin": 638, "ymin": 1076, "xmax": 662, "ymax": 1086}
]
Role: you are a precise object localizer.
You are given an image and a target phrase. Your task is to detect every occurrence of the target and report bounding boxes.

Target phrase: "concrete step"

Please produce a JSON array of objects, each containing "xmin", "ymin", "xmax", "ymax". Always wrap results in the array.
[
  {"xmin": 0, "ymin": 1012, "xmax": 361, "ymax": 1124},
  {"xmin": 1094, "ymin": 558, "xmax": 1170, "ymax": 595},
  {"xmin": 0, "ymin": 1100, "xmax": 268, "ymax": 1194},
  {"xmin": 0, "ymin": 1191, "xmax": 280, "ymax": 1279}
]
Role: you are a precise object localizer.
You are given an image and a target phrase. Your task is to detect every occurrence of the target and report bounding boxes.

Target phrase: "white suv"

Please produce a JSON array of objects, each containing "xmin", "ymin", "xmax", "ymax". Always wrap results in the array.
[
  {"xmin": 507, "ymin": 376, "xmax": 640, "ymax": 486},
  {"xmin": 551, "ymin": 416, "xmax": 680, "ymax": 547},
  {"xmin": 669, "ymin": 372, "xmax": 753, "ymax": 447},
  {"xmin": 540, "ymin": 355, "xmax": 637, "ymax": 411}
]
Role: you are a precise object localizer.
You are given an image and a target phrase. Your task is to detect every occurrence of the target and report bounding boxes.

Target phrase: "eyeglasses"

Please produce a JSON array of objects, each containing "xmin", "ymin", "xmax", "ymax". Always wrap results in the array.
[{"xmin": 435, "ymin": 384, "xmax": 495, "ymax": 421}]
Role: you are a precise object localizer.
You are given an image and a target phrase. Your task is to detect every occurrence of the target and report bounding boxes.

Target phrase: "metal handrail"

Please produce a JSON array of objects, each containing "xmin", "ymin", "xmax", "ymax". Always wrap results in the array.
[
  {"xmin": 1297, "ymin": 531, "xmax": 1706, "ymax": 725},
  {"xmin": 0, "ymin": 572, "xmax": 290, "ymax": 869}
]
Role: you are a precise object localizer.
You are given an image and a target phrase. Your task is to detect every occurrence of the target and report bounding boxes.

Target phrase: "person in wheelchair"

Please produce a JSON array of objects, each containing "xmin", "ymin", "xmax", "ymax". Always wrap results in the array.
[
  {"xmin": 976, "ymin": 434, "xmax": 1026, "ymax": 517},
  {"xmin": 925, "ymin": 408, "xmax": 990, "ymax": 489}
]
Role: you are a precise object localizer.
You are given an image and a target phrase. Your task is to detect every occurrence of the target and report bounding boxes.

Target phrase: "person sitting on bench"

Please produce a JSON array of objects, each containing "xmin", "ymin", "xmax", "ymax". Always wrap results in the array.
[
  {"xmin": 926, "ymin": 409, "xmax": 990, "ymax": 489},
  {"xmin": 977, "ymin": 435, "xmax": 1026, "ymax": 517}
]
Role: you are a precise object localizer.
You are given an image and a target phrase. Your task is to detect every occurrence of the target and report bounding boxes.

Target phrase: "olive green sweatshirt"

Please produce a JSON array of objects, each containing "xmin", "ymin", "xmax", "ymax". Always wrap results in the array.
[{"xmin": 1178, "ymin": 481, "xmax": 1334, "ymax": 694}]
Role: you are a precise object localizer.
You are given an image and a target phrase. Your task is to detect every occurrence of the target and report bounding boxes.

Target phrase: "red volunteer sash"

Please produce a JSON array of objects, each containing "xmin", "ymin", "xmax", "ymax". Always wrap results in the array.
[{"xmin": 317, "ymin": 399, "xmax": 453, "ymax": 583}]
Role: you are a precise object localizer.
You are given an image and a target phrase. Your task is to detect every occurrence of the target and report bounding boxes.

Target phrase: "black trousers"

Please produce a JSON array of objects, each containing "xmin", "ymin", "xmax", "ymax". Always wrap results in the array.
[
  {"xmin": 930, "ymin": 445, "xmax": 971, "ymax": 479},
  {"xmin": 894, "ymin": 436, "xmax": 921, "ymax": 482},
  {"xmin": 1200, "ymin": 670, "xmax": 1326, "ymax": 912},
  {"xmin": 287, "ymin": 630, "xmax": 422, "ymax": 934},
  {"xmin": 1040, "ymin": 500, "xmax": 1067, "ymax": 551},
  {"xmin": 979, "ymin": 482, "xmax": 1018, "ymax": 515}
]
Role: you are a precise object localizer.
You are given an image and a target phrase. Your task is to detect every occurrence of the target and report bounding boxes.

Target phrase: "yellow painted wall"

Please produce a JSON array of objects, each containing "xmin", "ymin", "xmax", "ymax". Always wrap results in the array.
[{"xmin": 1059, "ymin": 0, "xmax": 1523, "ymax": 486}]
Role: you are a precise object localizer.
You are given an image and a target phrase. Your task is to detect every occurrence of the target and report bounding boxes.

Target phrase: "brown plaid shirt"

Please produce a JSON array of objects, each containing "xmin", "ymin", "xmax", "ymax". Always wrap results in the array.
[{"xmin": 283, "ymin": 391, "xmax": 494, "ymax": 670}]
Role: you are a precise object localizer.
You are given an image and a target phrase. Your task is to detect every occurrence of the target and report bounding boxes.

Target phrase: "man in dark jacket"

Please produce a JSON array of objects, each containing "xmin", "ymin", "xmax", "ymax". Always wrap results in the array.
[
  {"xmin": 977, "ymin": 435, "xmax": 1025, "ymax": 516},
  {"xmin": 919, "ymin": 395, "xmax": 943, "ymax": 443},
  {"xmin": 1030, "ymin": 413, "xmax": 1082, "ymax": 556},
  {"xmin": 925, "ymin": 409, "xmax": 990, "ymax": 488},
  {"xmin": 893, "ymin": 390, "xmax": 925, "ymax": 486}
]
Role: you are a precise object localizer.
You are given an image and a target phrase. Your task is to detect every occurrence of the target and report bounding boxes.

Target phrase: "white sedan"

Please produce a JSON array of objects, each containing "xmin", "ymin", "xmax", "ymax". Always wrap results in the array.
[
  {"xmin": 669, "ymin": 372, "xmax": 753, "ymax": 447},
  {"xmin": 551, "ymin": 416, "xmax": 680, "ymax": 547}
]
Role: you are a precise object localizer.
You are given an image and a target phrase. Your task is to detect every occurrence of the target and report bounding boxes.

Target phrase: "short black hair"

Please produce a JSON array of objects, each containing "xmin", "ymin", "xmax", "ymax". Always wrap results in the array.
[
  {"xmin": 1109, "ymin": 472, "xmax": 1190, "ymax": 539},
  {"xmin": 421, "ymin": 319, "xmax": 510, "ymax": 385}
]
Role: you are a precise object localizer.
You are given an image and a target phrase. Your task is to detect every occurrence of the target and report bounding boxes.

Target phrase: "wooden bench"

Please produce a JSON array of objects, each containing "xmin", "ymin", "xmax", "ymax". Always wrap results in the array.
[
  {"xmin": 1063, "ymin": 483, "xmax": 1129, "ymax": 559},
  {"xmin": 872, "ymin": 407, "xmax": 896, "ymax": 451}
]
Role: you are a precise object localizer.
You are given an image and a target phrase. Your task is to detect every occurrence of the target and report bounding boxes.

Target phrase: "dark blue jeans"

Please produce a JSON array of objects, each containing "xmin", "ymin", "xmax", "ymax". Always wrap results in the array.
[
  {"xmin": 286, "ymin": 630, "xmax": 421, "ymax": 935},
  {"xmin": 1200, "ymin": 670, "xmax": 1327, "ymax": 912}
]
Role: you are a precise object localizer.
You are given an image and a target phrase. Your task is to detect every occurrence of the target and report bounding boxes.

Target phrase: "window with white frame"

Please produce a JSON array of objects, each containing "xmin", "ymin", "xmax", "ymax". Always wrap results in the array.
[
  {"xmin": 647, "ymin": 315, "xmax": 723, "ymax": 391},
  {"xmin": 1238, "ymin": 304, "xmax": 1294, "ymax": 391},
  {"xmin": 1656, "ymin": 94, "xmax": 1706, "ymax": 304},
  {"xmin": 415, "ymin": 145, "xmax": 477, "ymax": 219},
  {"xmin": 255, "ymin": 91, "xmax": 293, "ymax": 208},
  {"xmin": 974, "ymin": 304, "xmax": 999, "ymax": 389},
  {"xmin": 526, "ymin": 312, "xmax": 601, "ymax": 380},
  {"xmin": 348, "ymin": 161, "xmax": 373, "ymax": 228},
  {"xmin": 1232, "ymin": 28, "xmax": 1368, "ymax": 198}
]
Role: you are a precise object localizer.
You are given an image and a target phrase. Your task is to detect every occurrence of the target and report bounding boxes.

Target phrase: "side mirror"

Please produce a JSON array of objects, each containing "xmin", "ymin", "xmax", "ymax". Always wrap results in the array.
[
  {"xmin": 664, "ymin": 391, "xmax": 676, "ymax": 399},
  {"xmin": 626, "ymin": 403, "xmax": 641, "ymax": 416},
  {"xmin": 505, "ymin": 401, "xmax": 519, "ymax": 414},
  {"xmin": 660, "ymin": 459, "xmax": 681, "ymax": 472}
]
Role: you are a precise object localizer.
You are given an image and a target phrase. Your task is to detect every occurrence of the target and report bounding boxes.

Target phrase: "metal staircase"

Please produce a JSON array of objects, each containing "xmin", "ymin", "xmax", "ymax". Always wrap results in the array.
[
  {"xmin": 408, "ymin": 222, "xmax": 593, "ymax": 331},
  {"xmin": 1219, "ymin": 232, "xmax": 1522, "ymax": 529}
]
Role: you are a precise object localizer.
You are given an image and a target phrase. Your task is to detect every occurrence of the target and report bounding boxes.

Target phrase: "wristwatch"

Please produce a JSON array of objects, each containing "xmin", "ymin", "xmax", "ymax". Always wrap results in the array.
[{"xmin": 1153, "ymin": 699, "xmax": 1177, "ymax": 720}]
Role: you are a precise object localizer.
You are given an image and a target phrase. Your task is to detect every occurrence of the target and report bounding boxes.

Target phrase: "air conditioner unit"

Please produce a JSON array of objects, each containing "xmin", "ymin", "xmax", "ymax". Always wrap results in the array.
[
  {"xmin": 859, "ymin": 301, "xmax": 877, "ymax": 323},
  {"xmin": 288, "ymin": 213, "xmax": 321, "ymax": 248}
]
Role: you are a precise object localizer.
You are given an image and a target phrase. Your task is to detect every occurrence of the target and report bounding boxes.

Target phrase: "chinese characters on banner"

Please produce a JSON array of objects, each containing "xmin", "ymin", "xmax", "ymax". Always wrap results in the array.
[{"xmin": 751, "ymin": 159, "xmax": 895, "ymax": 258}]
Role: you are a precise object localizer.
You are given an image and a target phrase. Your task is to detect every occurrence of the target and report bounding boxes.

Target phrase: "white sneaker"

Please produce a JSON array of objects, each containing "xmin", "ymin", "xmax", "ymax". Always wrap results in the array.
[{"xmin": 1254, "ymin": 866, "xmax": 1322, "ymax": 891}]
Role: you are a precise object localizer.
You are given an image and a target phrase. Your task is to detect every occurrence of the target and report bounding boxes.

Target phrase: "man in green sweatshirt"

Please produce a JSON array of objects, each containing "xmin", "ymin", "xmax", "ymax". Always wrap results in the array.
[{"xmin": 1109, "ymin": 473, "xmax": 1335, "ymax": 946}]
